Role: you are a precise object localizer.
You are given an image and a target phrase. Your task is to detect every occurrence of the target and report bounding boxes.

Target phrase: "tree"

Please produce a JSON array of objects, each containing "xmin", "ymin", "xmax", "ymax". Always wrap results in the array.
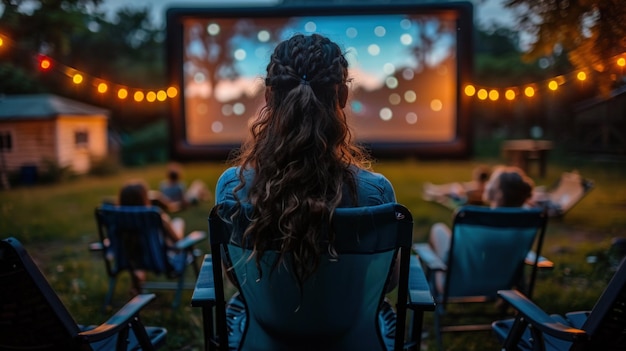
[
  {"xmin": 0, "ymin": 0, "xmax": 103, "ymax": 62},
  {"xmin": 505, "ymin": 0, "xmax": 626, "ymax": 95},
  {"xmin": 0, "ymin": 1, "xmax": 167, "ymax": 130}
]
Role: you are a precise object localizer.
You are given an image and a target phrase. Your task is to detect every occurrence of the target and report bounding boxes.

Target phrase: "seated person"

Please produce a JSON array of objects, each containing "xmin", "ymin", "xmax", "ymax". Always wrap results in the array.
[
  {"xmin": 159, "ymin": 162, "xmax": 212, "ymax": 209},
  {"xmin": 423, "ymin": 165, "xmax": 492, "ymax": 206},
  {"xmin": 118, "ymin": 179, "xmax": 186, "ymax": 294},
  {"xmin": 215, "ymin": 34, "xmax": 398, "ymax": 349},
  {"xmin": 428, "ymin": 166, "xmax": 535, "ymax": 264}
]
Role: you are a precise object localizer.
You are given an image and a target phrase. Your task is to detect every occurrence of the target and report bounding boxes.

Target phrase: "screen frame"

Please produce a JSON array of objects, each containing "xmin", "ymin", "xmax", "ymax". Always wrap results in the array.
[{"xmin": 165, "ymin": 1, "xmax": 474, "ymax": 160}]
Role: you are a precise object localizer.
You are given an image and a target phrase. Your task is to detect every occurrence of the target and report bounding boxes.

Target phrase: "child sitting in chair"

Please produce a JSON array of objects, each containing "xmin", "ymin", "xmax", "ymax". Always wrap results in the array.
[
  {"xmin": 118, "ymin": 180, "xmax": 186, "ymax": 294},
  {"xmin": 159, "ymin": 162, "xmax": 212, "ymax": 210}
]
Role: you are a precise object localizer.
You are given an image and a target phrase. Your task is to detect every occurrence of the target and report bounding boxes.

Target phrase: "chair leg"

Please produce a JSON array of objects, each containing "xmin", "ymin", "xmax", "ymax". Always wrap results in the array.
[
  {"xmin": 192, "ymin": 251, "xmax": 201, "ymax": 276},
  {"xmin": 408, "ymin": 309, "xmax": 425, "ymax": 351},
  {"xmin": 434, "ymin": 307, "xmax": 444, "ymax": 351},
  {"xmin": 104, "ymin": 277, "xmax": 117, "ymax": 311},
  {"xmin": 173, "ymin": 275, "xmax": 185, "ymax": 308},
  {"xmin": 202, "ymin": 306, "xmax": 214, "ymax": 351}
]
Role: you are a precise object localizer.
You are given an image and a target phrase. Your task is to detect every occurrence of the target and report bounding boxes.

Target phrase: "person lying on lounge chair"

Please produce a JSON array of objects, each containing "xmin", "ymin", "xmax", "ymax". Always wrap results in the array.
[{"xmin": 422, "ymin": 165, "xmax": 492, "ymax": 207}]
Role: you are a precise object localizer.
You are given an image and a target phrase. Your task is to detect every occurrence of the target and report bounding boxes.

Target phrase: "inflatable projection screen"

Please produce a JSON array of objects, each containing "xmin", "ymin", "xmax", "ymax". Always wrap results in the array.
[{"xmin": 166, "ymin": 2, "xmax": 473, "ymax": 159}]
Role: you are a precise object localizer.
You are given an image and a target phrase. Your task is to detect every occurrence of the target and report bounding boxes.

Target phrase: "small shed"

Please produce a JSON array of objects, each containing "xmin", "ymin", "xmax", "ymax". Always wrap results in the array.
[{"xmin": 0, "ymin": 94, "xmax": 109, "ymax": 177}]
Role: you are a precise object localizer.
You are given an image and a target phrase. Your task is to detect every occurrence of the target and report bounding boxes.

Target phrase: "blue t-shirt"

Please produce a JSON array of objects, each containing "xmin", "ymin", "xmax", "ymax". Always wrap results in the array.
[
  {"xmin": 215, "ymin": 165, "xmax": 396, "ymax": 206},
  {"xmin": 159, "ymin": 181, "xmax": 186, "ymax": 202}
]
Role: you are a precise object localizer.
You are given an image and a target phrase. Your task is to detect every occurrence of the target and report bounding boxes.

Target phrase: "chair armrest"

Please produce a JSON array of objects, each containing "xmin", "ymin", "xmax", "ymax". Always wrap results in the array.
[
  {"xmin": 191, "ymin": 254, "xmax": 216, "ymax": 308},
  {"xmin": 88, "ymin": 238, "xmax": 110, "ymax": 252},
  {"xmin": 525, "ymin": 251, "xmax": 554, "ymax": 269},
  {"xmin": 78, "ymin": 294, "xmax": 156, "ymax": 342},
  {"xmin": 408, "ymin": 255, "xmax": 436, "ymax": 311},
  {"xmin": 498, "ymin": 290, "xmax": 587, "ymax": 341},
  {"xmin": 88, "ymin": 242, "xmax": 104, "ymax": 251},
  {"xmin": 413, "ymin": 243, "xmax": 447, "ymax": 271},
  {"xmin": 175, "ymin": 230, "xmax": 207, "ymax": 250}
]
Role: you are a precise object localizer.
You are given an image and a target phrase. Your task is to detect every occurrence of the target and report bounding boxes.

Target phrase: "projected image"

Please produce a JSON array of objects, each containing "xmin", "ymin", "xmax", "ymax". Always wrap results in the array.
[{"xmin": 181, "ymin": 13, "xmax": 459, "ymax": 146}]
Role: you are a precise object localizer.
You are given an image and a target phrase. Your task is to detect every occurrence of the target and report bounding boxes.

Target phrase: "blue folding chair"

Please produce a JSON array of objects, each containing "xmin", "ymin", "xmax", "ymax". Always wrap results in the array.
[
  {"xmin": 94, "ymin": 204, "xmax": 206, "ymax": 308},
  {"xmin": 413, "ymin": 205, "xmax": 550, "ymax": 350},
  {"xmin": 192, "ymin": 201, "xmax": 435, "ymax": 351},
  {"xmin": 493, "ymin": 260, "xmax": 626, "ymax": 351},
  {"xmin": 0, "ymin": 237, "xmax": 167, "ymax": 350}
]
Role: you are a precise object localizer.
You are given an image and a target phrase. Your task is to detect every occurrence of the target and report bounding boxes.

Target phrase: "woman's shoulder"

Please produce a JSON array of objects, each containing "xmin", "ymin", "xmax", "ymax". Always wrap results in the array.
[
  {"xmin": 218, "ymin": 166, "xmax": 239, "ymax": 179},
  {"xmin": 216, "ymin": 166, "xmax": 255, "ymax": 203},
  {"xmin": 351, "ymin": 166, "xmax": 396, "ymax": 204},
  {"xmin": 216, "ymin": 167, "xmax": 240, "ymax": 190},
  {"xmin": 353, "ymin": 167, "xmax": 391, "ymax": 185}
]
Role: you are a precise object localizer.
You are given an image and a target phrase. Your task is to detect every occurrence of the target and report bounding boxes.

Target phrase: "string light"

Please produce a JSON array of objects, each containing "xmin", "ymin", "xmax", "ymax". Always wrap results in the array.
[
  {"xmin": 465, "ymin": 53, "xmax": 626, "ymax": 102},
  {"xmin": 524, "ymin": 86, "xmax": 535, "ymax": 97},
  {"xmin": 133, "ymin": 91, "xmax": 144, "ymax": 102},
  {"xmin": 548, "ymin": 80, "xmax": 558, "ymax": 91},
  {"xmin": 0, "ymin": 32, "xmax": 624, "ymax": 105},
  {"xmin": 505, "ymin": 89, "xmax": 516, "ymax": 101},
  {"xmin": 146, "ymin": 91, "xmax": 157, "ymax": 102},
  {"xmin": 166, "ymin": 86, "xmax": 178, "ymax": 98},
  {"xmin": 117, "ymin": 88, "xmax": 128, "ymax": 99},
  {"xmin": 72, "ymin": 73, "xmax": 83, "ymax": 85},
  {"xmin": 0, "ymin": 33, "xmax": 174, "ymax": 104},
  {"xmin": 477, "ymin": 89, "xmax": 488, "ymax": 100},
  {"xmin": 488, "ymin": 89, "xmax": 499, "ymax": 101},
  {"xmin": 97, "ymin": 82, "xmax": 108, "ymax": 93},
  {"xmin": 38, "ymin": 55, "xmax": 52, "ymax": 71},
  {"xmin": 157, "ymin": 90, "xmax": 167, "ymax": 101}
]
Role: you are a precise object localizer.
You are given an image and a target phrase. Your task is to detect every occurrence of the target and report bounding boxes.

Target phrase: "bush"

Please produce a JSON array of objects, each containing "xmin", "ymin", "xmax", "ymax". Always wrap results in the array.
[
  {"xmin": 89, "ymin": 155, "xmax": 121, "ymax": 176},
  {"xmin": 38, "ymin": 158, "xmax": 74, "ymax": 184}
]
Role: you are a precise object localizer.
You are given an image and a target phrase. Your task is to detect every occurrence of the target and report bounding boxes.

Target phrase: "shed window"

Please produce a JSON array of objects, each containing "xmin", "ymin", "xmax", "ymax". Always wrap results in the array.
[
  {"xmin": 75, "ymin": 130, "xmax": 89, "ymax": 148},
  {"xmin": 0, "ymin": 131, "xmax": 12, "ymax": 152}
]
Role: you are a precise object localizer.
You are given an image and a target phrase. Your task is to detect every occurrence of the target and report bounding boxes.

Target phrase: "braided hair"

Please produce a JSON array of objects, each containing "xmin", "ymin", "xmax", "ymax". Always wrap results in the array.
[{"xmin": 233, "ymin": 34, "xmax": 369, "ymax": 287}]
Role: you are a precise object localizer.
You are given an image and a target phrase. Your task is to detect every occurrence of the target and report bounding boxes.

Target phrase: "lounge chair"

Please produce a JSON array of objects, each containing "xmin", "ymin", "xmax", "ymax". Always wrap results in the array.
[
  {"xmin": 192, "ymin": 201, "xmax": 436, "ymax": 351},
  {"xmin": 94, "ymin": 204, "xmax": 206, "ymax": 308},
  {"xmin": 492, "ymin": 260, "xmax": 626, "ymax": 350},
  {"xmin": 0, "ymin": 236, "xmax": 167, "ymax": 350},
  {"xmin": 413, "ymin": 205, "xmax": 550, "ymax": 351},
  {"xmin": 533, "ymin": 171, "xmax": 594, "ymax": 217}
]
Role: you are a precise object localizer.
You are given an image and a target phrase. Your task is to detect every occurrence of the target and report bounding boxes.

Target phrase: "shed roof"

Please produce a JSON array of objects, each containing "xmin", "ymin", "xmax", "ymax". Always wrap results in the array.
[{"xmin": 0, "ymin": 94, "xmax": 110, "ymax": 120}]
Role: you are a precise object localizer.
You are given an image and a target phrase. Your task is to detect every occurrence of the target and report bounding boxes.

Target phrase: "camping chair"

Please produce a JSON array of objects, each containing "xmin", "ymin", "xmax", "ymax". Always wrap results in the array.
[
  {"xmin": 94, "ymin": 204, "xmax": 206, "ymax": 308},
  {"xmin": 535, "ymin": 171, "xmax": 594, "ymax": 218},
  {"xmin": 492, "ymin": 260, "xmax": 626, "ymax": 351},
  {"xmin": 413, "ymin": 205, "xmax": 550, "ymax": 351},
  {"xmin": 0, "ymin": 237, "xmax": 167, "ymax": 351},
  {"xmin": 192, "ymin": 201, "xmax": 436, "ymax": 351}
]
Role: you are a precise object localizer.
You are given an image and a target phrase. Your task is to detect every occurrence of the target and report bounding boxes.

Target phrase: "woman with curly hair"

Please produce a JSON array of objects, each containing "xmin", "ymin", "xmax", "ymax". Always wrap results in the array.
[{"xmin": 215, "ymin": 33, "xmax": 397, "ymax": 347}]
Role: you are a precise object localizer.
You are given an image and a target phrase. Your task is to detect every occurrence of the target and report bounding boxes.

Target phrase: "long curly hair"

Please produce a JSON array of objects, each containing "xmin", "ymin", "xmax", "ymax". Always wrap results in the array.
[{"xmin": 233, "ymin": 34, "xmax": 370, "ymax": 287}]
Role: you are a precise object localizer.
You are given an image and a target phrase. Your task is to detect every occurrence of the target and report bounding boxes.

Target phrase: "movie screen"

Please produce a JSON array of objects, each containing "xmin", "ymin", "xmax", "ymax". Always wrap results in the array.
[{"xmin": 166, "ymin": 3, "xmax": 472, "ymax": 158}]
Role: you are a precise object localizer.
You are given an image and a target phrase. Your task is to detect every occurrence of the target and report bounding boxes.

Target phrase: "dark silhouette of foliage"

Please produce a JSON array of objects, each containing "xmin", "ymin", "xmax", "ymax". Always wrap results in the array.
[{"xmin": 506, "ymin": 0, "xmax": 626, "ymax": 95}]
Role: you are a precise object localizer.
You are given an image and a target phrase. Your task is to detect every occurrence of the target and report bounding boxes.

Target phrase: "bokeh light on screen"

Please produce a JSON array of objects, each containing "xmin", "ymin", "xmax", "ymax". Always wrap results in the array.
[
  {"xmin": 404, "ymin": 90, "xmax": 416, "ymax": 103},
  {"xmin": 406, "ymin": 112, "xmax": 418, "ymax": 124},
  {"xmin": 389, "ymin": 93, "xmax": 401, "ymax": 105},
  {"xmin": 430, "ymin": 99, "xmax": 443, "ymax": 111},
  {"xmin": 379, "ymin": 108, "xmax": 393, "ymax": 121}
]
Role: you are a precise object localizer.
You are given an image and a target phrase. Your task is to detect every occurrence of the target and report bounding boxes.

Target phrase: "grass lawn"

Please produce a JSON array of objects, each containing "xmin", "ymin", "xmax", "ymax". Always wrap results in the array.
[{"xmin": 1, "ymin": 156, "xmax": 625, "ymax": 350}]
